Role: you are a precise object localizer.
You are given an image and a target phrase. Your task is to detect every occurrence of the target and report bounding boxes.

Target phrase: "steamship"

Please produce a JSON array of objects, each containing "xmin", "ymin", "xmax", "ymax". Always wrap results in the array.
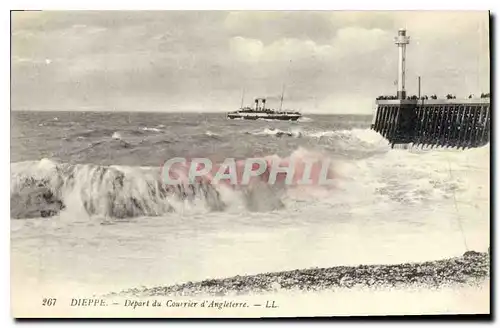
[
  {"xmin": 227, "ymin": 85, "xmax": 302, "ymax": 121},
  {"xmin": 227, "ymin": 98, "xmax": 302, "ymax": 121}
]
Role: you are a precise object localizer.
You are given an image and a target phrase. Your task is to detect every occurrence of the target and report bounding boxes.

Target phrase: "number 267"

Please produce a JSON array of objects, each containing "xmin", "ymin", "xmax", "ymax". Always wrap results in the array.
[{"xmin": 42, "ymin": 298, "xmax": 57, "ymax": 306}]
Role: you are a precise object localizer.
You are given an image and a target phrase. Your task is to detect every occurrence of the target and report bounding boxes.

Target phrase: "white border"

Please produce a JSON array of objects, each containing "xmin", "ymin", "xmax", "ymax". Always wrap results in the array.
[
  {"xmin": 2, "ymin": 1, "xmax": 497, "ymax": 327},
  {"xmin": 2, "ymin": 0, "xmax": 497, "ymax": 10}
]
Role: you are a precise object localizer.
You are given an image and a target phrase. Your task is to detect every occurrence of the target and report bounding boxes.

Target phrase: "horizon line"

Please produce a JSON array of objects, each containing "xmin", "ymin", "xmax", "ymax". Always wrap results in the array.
[{"xmin": 10, "ymin": 109, "xmax": 373, "ymax": 115}]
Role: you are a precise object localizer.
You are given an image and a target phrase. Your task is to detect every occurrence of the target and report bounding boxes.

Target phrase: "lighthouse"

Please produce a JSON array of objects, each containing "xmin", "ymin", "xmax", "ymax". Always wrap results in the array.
[{"xmin": 395, "ymin": 28, "xmax": 410, "ymax": 100}]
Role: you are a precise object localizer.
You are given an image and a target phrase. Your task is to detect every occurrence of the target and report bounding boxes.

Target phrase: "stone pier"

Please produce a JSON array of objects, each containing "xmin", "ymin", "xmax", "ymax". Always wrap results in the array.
[{"xmin": 371, "ymin": 98, "xmax": 490, "ymax": 149}]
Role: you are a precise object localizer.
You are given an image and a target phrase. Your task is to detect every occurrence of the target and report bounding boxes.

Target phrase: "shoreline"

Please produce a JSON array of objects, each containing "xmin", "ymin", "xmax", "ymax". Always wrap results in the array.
[{"xmin": 111, "ymin": 250, "xmax": 490, "ymax": 297}]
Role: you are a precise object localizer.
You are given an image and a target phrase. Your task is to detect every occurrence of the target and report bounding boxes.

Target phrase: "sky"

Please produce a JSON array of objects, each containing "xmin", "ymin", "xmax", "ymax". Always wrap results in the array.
[{"xmin": 11, "ymin": 11, "xmax": 490, "ymax": 114}]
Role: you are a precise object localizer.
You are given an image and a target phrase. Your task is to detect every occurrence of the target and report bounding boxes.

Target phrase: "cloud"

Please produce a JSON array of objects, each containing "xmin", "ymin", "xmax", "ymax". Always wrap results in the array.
[
  {"xmin": 230, "ymin": 27, "xmax": 390, "ymax": 68},
  {"xmin": 229, "ymin": 37, "xmax": 265, "ymax": 62},
  {"xmin": 11, "ymin": 11, "xmax": 490, "ymax": 113}
]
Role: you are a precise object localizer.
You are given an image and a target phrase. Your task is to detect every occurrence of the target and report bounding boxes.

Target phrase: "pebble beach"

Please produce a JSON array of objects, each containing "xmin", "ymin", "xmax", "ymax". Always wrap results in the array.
[{"xmin": 112, "ymin": 250, "xmax": 490, "ymax": 297}]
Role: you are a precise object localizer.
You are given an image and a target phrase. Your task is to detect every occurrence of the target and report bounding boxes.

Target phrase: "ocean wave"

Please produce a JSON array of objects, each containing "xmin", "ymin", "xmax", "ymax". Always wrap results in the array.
[
  {"xmin": 153, "ymin": 139, "xmax": 173, "ymax": 145},
  {"xmin": 38, "ymin": 121, "xmax": 81, "ymax": 129},
  {"xmin": 66, "ymin": 137, "xmax": 134, "ymax": 156},
  {"xmin": 11, "ymin": 152, "xmax": 332, "ymax": 219},
  {"xmin": 205, "ymin": 130, "xmax": 220, "ymax": 138},
  {"xmin": 9, "ymin": 145, "xmax": 342, "ymax": 220},
  {"xmin": 10, "ymin": 128, "xmax": 488, "ymax": 220},
  {"xmin": 67, "ymin": 129, "xmax": 117, "ymax": 139},
  {"xmin": 248, "ymin": 127, "xmax": 304, "ymax": 138},
  {"xmin": 111, "ymin": 131, "xmax": 122, "ymax": 140},
  {"xmin": 332, "ymin": 141, "xmax": 489, "ymax": 206},
  {"xmin": 298, "ymin": 116, "xmax": 313, "ymax": 122},
  {"xmin": 65, "ymin": 128, "xmax": 147, "ymax": 142},
  {"xmin": 308, "ymin": 129, "xmax": 389, "ymax": 153},
  {"xmin": 246, "ymin": 127, "xmax": 387, "ymax": 149},
  {"xmin": 141, "ymin": 127, "xmax": 162, "ymax": 133},
  {"xmin": 10, "ymin": 159, "xmax": 222, "ymax": 220}
]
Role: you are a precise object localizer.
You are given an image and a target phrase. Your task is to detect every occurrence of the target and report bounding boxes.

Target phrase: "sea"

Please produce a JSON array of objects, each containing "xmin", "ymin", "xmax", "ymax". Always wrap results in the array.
[{"xmin": 10, "ymin": 111, "xmax": 490, "ymax": 306}]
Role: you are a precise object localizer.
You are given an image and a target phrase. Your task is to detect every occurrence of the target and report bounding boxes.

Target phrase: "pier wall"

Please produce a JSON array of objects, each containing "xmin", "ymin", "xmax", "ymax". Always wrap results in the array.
[{"xmin": 371, "ymin": 99, "xmax": 490, "ymax": 149}]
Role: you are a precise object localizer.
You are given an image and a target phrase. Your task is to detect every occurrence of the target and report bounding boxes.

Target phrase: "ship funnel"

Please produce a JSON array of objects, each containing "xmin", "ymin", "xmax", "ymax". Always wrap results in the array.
[
  {"xmin": 262, "ymin": 99, "xmax": 266, "ymax": 110},
  {"xmin": 255, "ymin": 98, "xmax": 259, "ymax": 110}
]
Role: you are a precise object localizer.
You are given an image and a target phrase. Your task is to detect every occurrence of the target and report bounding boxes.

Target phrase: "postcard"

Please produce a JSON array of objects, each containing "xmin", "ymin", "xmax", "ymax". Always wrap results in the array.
[{"xmin": 10, "ymin": 10, "xmax": 490, "ymax": 318}]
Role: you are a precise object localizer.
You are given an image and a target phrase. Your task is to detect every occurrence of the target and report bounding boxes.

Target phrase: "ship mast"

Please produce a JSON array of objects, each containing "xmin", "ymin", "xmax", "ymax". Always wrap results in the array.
[
  {"xmin": 280, "ymin": 59, "xmax": 292, "ymax": 112},
  {"xmin": 279, "ymin": 84, "xmax": 285, "ymax": 111},
  {"xmin": 240, "ymin": 88, "xmax": 245, "ymax": 109}
]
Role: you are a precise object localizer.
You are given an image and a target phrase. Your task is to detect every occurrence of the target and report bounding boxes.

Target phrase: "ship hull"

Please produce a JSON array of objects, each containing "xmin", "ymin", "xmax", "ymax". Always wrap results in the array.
[{"xmin": 227, "ymin": 114, "xmax": 300, "ymax": 121}]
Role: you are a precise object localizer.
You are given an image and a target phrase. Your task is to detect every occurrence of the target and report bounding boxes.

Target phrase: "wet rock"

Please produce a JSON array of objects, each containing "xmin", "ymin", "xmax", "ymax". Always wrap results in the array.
[{"xmin": 464, "ymin": 250, "xmax": 482, "ymax": 257}]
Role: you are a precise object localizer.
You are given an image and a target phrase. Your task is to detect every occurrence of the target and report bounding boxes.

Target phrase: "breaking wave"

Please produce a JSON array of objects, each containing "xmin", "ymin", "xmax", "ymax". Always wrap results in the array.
[
  {"xmin": 141, "ymin": 127, "xmax": 162, "ymax": 133},
  {"xmin": 248, "ymin": 127, "xmax": 304, "ymax": 138},
  {"xmin": 67, "ymin": 138, "xmax": 134, "ymax": 156},
  {"xmin": 205, "ymin": 130, "xmax": 220, "ymax": 138},
  {"xmin": 247, "ymin": 128, "xmax": 389, "ymax": 151},
  {"xmin": 66, "ymin": 127, "xmax": 159, "ymax": 141},
  {"xmin": 111, "ymin": 131, "xmax": 122, "ymax": 140},
  {"xmin": 248, "ymin": 127, "xmax": 381, "ymax": 140},
  {"xmin": 10, "ymin": 148, "xmax": 337, "ymax": 220}
]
